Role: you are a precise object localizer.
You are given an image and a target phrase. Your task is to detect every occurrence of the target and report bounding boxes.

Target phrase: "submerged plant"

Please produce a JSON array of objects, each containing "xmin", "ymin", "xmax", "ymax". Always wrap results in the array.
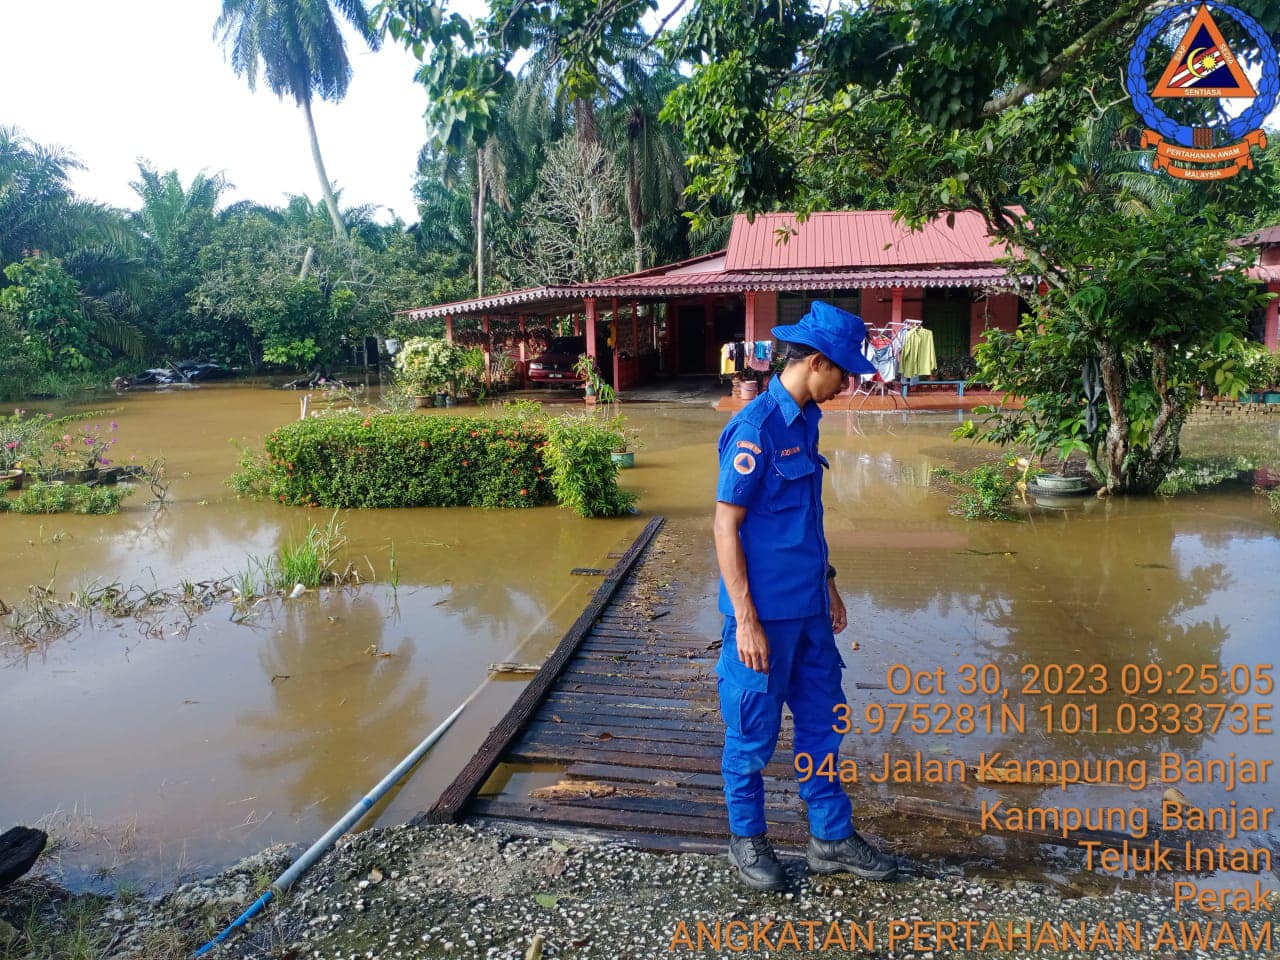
[
  {"xmin": 932, "ymin": 459, "xmax": 1022, "ymax": 521},
  {"xmin": 1156, "ymin": 456, "xmax": 1257, "ymax": 496},
  {"xmin": 275, "ymin": 511, "xmax": 348, "ymax": 589},
  {"xmin": 0, "ymin": 481, "xmax": 132, "ymax": 515}
]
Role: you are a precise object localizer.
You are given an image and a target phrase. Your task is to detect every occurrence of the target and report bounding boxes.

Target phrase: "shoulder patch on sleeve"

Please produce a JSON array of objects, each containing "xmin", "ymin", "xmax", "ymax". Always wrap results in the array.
[
  {"xmin": 736, "ymin": 439, "xmax": 762, "ymax": 455},
  {"xmin": 732, "ymin": 451, "xmax": 757, "ymax": 475}
]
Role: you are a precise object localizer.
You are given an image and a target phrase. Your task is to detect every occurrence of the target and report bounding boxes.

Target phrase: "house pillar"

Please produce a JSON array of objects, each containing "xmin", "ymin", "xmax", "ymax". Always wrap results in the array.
[
  {"xmin": 481, "ymin": 314, "xmax": 491, "ymax": 386},
  {"xmin": 666, "ymin": 299, "xmax": 678, "ymax": 373},
  {"xmin": 445, "ymin": 315, "xmax": 454, "ymax": 344},
  {"xmin": 584, "ymin": 298, "xmax": 598, "ymax": 365},
  {"xmin": 744, "ymin": 290, "xmax": 758, "ymax": 343},
  {"xmin": 1267, "ymin": 281, "xmax": 1279, "ymax": 352},
  {"xmin": 891, "ymin": 287, "xmax": 904, "ymax": 327},
  {"xmin": 518, "ymin": 315, "xmax": 528, "ymax": 388},
  {"xmin": 612, "ymin": 296, "xmax": 621, "ymax": 390}
]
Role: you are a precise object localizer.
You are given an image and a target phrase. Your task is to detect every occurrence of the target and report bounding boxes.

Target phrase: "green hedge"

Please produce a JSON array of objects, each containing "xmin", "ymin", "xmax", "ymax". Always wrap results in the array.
[{"xmin": 231, "ymin": 411, "xmax": 636, "ymax": 517}]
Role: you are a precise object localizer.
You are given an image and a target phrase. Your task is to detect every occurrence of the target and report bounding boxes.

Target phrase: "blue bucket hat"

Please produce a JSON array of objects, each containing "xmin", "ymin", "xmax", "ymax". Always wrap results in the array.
[{"xmin": 771, "ymin": 300, "xmax": 877, "ymax": 376}]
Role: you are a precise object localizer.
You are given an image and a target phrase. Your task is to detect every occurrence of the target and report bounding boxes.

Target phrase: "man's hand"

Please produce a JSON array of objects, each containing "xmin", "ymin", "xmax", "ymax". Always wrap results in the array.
[
  {"xmin": 736, "ymin": 616, "xmax": 770, "ymax": 674},
  {"xmin": 829, "ymin": 580, "xmax": 847, "ymax": 634}
]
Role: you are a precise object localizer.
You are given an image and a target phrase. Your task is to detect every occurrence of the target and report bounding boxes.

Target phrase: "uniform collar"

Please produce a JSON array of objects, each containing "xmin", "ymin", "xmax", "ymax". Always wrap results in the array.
[{"xmin": 768, "ymin": 372, "xmax": 821, "ymax": 427}]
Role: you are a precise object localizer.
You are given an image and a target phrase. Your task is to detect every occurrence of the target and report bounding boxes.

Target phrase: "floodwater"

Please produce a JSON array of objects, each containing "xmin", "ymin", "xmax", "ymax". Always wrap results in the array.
[{"xmin": 2, "ymin": 386, "xmax": 1279, "ymax": 896}]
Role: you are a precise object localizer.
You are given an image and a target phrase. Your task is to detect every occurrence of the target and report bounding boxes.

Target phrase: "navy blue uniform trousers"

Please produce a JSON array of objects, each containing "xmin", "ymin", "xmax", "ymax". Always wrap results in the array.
[{"xmin": 718, "ymin": 612, "xmax": 852, "ymax": 841}]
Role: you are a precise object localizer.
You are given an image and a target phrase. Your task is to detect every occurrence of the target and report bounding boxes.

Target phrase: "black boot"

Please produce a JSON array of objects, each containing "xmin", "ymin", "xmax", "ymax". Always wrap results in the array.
[
  {"xmin": 727, "ymin": 833, "xmax": 787, "ymax": 891},
  {"xmin": 807, "ymin": 828, "xmax": 897, "ymax": 880}
]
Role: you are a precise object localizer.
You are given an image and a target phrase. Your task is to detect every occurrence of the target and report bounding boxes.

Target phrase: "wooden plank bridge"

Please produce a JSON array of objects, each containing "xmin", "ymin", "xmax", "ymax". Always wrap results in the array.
[{"xmin": 423, "ymin": 516, "xmax": 1232, "ymax": 869}]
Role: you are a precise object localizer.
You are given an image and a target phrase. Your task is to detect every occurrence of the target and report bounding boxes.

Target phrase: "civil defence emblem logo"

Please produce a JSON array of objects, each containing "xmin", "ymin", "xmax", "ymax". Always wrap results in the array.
[{"xmin": 1127, "ymin": 2, "xmax": 1278, "ymax": 179}]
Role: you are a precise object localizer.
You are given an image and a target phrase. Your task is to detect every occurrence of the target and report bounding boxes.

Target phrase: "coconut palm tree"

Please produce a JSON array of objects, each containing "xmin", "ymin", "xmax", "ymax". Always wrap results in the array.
[
  {"xmin": 600, "ymin": 60, "xmax": 687, "ymax": 272},
  {"xmin": 215, "ymin": 0, "xmax": 380, "ymax": 241}
]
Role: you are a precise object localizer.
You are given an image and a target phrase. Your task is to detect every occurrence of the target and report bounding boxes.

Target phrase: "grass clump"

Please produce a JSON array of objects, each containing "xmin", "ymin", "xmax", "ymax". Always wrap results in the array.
[
  {"xmin": 230, "ymin": 407, "xmax": 636, "ymax": 518},
  {"xmin": 275, "ymin": 511, "xmax": 348, "ymax": 588},
  {"xmin": 932, "ymin": 460, "xmax": 1021, "ymax": 521},
  {"xmin": 0, "ymin": 481, "xmax": 132, "ymax": 514}
]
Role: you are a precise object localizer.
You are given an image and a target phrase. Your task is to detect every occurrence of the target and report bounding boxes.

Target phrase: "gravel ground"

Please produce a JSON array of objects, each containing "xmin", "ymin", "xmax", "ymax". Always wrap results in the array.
[{"xmin": 10, "ymin": 822, "xmax": 1266, "ymax": 960}]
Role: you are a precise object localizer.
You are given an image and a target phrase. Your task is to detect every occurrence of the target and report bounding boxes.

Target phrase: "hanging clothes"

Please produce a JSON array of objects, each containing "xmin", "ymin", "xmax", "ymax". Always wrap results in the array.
[
  {"xmin": 721, "ymin": 343, "xmax": 737, "ymax": 376},
  {"xmin": 899, "ymin": 326, "xmax": 937, "ymax": 379}
]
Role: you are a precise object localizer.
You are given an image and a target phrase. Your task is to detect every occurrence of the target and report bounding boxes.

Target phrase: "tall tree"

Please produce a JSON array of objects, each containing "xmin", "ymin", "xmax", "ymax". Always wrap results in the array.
[
  {"xmin": 601, "ymin": 59, "xmax": 687, "ymax": 272},
  {"xmin": 215, "ymin": 0, "xmax": 380, "ymax": 240}
]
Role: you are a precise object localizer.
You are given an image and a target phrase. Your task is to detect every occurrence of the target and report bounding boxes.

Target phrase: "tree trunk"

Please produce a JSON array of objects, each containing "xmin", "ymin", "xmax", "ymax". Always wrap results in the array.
[
  {"xmin": 1098, "ymin": 342, "xmax": 1130, "ymax": 491},
  {"xmin": 475, "ymin": 149, "xmax": 486, "ymax": 297},
  {"xmin": 298, "ymin": 245, "xmax": 315, "ymax": 281},
  {"xmin": 1097, "ymin": 339, "xmax": 1184, "ymax": 494},
  {"xmin": 574, "ymin": 97, "xmax": 599, "ymax": 155},
  {"xmin": 301, "ymin": 97, "xmax": 347, "ymax": 241},
  {"xmin": 627, "ymin": 153, "xmax": 644, "ymax": 273}
]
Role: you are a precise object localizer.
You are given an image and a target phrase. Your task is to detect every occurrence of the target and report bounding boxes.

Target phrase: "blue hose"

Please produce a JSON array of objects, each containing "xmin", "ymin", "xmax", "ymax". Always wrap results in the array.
[{"xmin": 191, "ymin": 696, "xmax": 472, "ymax": 956}]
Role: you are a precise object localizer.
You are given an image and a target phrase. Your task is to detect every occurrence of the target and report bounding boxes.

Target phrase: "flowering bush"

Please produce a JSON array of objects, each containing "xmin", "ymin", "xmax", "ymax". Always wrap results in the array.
[
  {"xmin": 43, "ymin": 420, "xmax": 119, "ymax": 473},
  {"xmin": 0, "ymin": 408, "xmax": 48, "ymax": 472},
  {"xmin": 393, "ymin": 337, "xmax": 466, "ymax": 395}
]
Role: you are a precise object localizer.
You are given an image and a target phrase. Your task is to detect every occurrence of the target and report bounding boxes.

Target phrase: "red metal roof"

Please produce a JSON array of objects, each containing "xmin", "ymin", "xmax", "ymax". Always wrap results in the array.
[
  {"xmin": 724, "ymin": 210, "xmax": 1019, "ymax": 271},
  {"xmin": 1236, "ymin": 226, "xmax": 1280, "ymax": 247},
  {"xmin": 579, "ymin": 267, "xmax": 1020, "ymax": 298}
]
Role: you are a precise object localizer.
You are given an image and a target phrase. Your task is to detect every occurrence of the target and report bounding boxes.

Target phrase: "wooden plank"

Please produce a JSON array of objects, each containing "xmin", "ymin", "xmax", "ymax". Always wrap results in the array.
[
  {"xmin": 552, "ymin": 682, "xmax": 703, "ymax": 704},
  {"xmin": 428, "ymin": 516, "xmax": 665, "ymax": 823},
  {"xmin": 515, "ymin": 729, "xmax": 733, "ymax": 761},
  {"xmin": 523, "ymin": 719, "xmax": 732, "ymax": 748},
  {"xmin": 537, "ymin": 709, "xmax": 717, "ymax": 732},
  {"xmin": 564, "ymin": 762, "xmax": 727, "ymax": 790},
  {"xmin": 562, "ymin": 663, "xmax": 712, "ymax": 683},
  {"xmin": 508, "ymin": 742, "xmax": 794, "ymax": 778}
]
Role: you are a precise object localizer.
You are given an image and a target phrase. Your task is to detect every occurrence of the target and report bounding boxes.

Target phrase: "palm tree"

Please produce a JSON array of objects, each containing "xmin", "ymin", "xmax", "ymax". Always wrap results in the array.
[
  {"xmin": 600, "ymin": 60, "xmax": 687, "ymax": 272},
  {"xmin": 215, "ymin": 0, "xmax": 380, "ymax": 241}
]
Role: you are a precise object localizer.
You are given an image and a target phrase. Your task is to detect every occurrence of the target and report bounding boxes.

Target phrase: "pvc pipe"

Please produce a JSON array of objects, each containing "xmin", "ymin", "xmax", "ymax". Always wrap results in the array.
[{"xmin": 192, "ymin": 695, "xmax": 472, "ymax": 957}]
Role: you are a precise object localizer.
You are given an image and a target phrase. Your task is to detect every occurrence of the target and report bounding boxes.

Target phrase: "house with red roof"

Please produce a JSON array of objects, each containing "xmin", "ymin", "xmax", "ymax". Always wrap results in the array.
[{"xmin": 399, "ymin": 209, "xmax": 1032, "ymax": 392}]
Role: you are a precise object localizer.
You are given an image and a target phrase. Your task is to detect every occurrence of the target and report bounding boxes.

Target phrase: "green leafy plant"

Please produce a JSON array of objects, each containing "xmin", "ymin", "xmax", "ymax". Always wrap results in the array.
[
  {"xmin": 572, "ymin": 354, "xmax": 618, "ymax": 403},
  {"xmin": 394, "ymin": 336, "xmax": 466, "ymax": 395},
  {"xmin": 932, "ymin": 459, "xmax": 1021, "ymax": 521},
  {"xmin": 543, "ymin": 413, "xmax": 637, "ymax": 517},
  {"xmin": 0, "ymin": 481, "xmax": 132, "ymax": 515},
  {"xmin": 229, "ymin": 410, "xmax": 635, "ymax": 517}
]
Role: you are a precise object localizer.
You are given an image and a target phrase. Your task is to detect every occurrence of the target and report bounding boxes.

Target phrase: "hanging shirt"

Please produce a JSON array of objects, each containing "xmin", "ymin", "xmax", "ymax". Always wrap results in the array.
[
  {"xmin": 899, "ymin": 327, "xmax": 937, "ymax": 378},
  {"xmin": 715, "ymin": 375, "xmax": 830, "ymax": 621}
]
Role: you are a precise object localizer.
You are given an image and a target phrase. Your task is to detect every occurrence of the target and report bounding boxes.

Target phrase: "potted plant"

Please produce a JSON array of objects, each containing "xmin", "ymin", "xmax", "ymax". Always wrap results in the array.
[
  {"xmin": 394, "ymin": 337, "xmax": 464, "ymax": 407},
  {"xmin": 573, "ymin": 354, "xmax": 617, "ymax": 406},
  {"xmin": 609, "ymin": 418, "xmax": 642, "ymax": 469}
]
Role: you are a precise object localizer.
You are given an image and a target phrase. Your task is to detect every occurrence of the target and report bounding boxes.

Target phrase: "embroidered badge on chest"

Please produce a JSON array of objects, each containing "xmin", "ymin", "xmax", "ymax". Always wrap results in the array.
[{"xmin": 733, "ymin": 451, "xmax": 757, "ymax": 475}]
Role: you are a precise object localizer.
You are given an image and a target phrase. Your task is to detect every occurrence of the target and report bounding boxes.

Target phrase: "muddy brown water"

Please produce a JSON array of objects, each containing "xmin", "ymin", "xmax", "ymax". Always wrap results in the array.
[{"xmin": 2, "ymin": 386, "xmax": 1278, "ymax": 897}]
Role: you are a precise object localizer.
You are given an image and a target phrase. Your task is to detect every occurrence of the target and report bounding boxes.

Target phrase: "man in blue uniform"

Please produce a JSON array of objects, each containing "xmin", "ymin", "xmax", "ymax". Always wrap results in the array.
[{"xmin": 713, "ymin": 300, "xmax": 897, "ymax": 891}]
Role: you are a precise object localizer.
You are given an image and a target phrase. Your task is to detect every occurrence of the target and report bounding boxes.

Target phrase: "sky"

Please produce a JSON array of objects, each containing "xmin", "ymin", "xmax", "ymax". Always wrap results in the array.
[
  {"xmin": 2, "ymin": 2, "xmax": 1277, "ymax": 227},
  {"xmin": 0, "ymin": 1, "xmax": 486, "ymax": 224}
]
